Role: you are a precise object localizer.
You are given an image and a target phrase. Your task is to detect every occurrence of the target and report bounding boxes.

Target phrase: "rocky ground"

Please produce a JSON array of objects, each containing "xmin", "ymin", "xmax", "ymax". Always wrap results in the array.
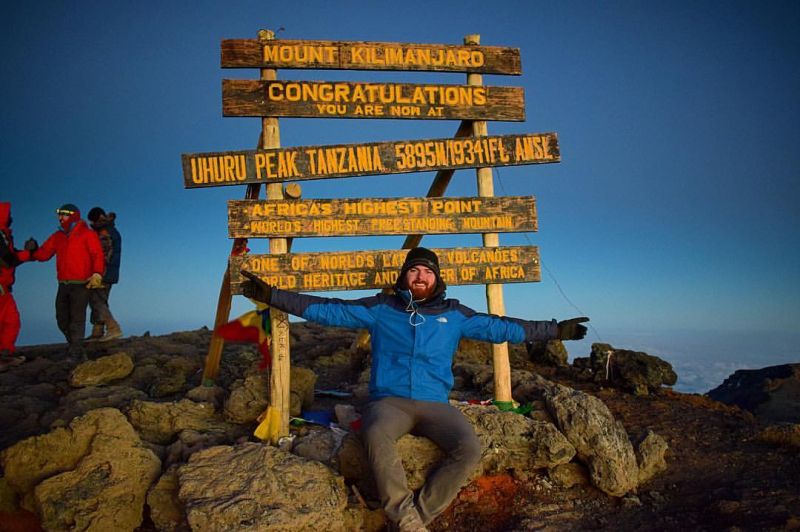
[{"xmin": 0, "ymin": 324, "xmax": 798, "ymax": 531}]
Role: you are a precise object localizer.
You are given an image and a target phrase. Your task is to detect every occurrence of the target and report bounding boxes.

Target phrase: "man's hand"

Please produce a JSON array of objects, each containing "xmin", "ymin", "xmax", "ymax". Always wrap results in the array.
[
  {"xmin": 24, "ymin": 238, "xmax": 38, "ymax": 252},
  {"xmin": 240, "ymin": 270, "xmax": 273, "ymax": 303},
  {"xmin": 557, "ymin": 317, "xmax": 589, "ymax": 340},
  {"xmin": 86, "ymin": 273, "xmax": 104, "ymax": 289}
]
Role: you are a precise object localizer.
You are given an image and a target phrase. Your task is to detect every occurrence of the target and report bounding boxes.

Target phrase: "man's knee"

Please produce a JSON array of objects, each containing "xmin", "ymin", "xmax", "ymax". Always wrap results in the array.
[{"xmin": 457, "ymin": 432, "xmax": 482, "ymax": 466}]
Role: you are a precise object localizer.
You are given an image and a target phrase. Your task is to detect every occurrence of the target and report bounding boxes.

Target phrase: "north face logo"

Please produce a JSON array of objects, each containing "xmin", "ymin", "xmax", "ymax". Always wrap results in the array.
[{"xmin": 436, "ymin": 317, "xmax": 448, "ymax": 323}]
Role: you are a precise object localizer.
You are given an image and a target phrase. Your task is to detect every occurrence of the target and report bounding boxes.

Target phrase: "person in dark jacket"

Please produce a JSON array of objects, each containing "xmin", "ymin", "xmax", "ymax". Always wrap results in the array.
[
  {"xmin": 86, "ymin": 207, "xmax": 122, "ymax": 341},
  {"xmin": 239, "ymin": 247, "xmax": 588, "ymax": 532},
  {"xmin": 0, "ymin": 202, "xmax": 36, "ymax": 369},
  {"xmin": 32, "ymin": 204, "xmax": 105, "ymax": 360}
]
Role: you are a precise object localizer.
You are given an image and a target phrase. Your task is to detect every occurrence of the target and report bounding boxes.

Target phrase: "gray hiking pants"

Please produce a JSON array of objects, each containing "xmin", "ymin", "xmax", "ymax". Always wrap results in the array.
[{"xmin": 361, "ymin": 397, "xmax": 482, "ymax": 525}]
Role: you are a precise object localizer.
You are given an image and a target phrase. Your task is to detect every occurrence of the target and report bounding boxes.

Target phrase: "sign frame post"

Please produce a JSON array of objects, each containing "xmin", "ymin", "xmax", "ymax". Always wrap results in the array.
[
  {"xmin": 201, "ymin": 29, "xmax": 275, "ymax": 384},
  {"xmin": 465, "ymin": 33, "xmax": 513, "ymax": 406}
]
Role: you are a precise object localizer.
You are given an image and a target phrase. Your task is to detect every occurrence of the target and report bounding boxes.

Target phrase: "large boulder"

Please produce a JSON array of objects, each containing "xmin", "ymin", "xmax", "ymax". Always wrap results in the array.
[
  {"xmin": 526, "ymin": 339, "xmax": 569, "ymax": 367},
  {"xmin": 178, "ymin": 442, "xmax": 349, "ymax": 531},
  {"xmin": 331, "ymin": 430, "xmax": 442, "ymax": 500},
  {"xmin": 573, "ymin": 343, "xmax": 677, "ymax": 395},
  {"xmin": 707, "ymin": 363, "xmax": 800, "ymax": 423},
  {"xmin": 323, "ymin": 402, "xmax": 575, "ymax": 501},
  {"xmin": 457, "ymin": 404, "xmax": 575, "ymax": 476},
  {"xmin": 0, "ymin": 407, "xmax": 161, "ymax": 531},
  {"xmin": 542, "ymin": 382, "xmax": 639, "ymax": 496}
]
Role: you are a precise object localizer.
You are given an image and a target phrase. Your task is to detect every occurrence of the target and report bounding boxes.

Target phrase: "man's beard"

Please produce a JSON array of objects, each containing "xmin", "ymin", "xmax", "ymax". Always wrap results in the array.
[{"xmin": 410, "ymin": 282, "xmax": 435, "ymax": 300}]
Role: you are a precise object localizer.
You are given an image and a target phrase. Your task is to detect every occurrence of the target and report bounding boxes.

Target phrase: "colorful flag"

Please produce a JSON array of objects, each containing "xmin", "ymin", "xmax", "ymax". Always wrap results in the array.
[{"xmin": 215, "ymin": 306, "xmax": 271, "ymax": 370}]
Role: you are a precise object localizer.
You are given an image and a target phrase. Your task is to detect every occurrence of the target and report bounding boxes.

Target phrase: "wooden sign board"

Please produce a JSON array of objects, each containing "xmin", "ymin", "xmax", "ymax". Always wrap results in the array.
[
  {"xmin": 222, "ymin": 80, "xmax": 525, "ymax": 120},
  {"xmin": 183, "ymin": 133, "xmax": 558, "ymax": 188},
  {"xmin": 221, "ymin": 39, "xmax": 521, "ymax": 75},
  {"xmin": 228, "ymin": 196, "xmax": 537, "ymax": 238},
  {"xmin": 230, "ymin": 246, "xmax": 540, "ymax": 293}
]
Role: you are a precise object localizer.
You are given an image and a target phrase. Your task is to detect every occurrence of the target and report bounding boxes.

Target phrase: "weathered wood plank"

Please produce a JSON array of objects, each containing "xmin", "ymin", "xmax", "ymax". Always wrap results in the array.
[
  {"xmin": 183, "ymin": 132, "xmax": 558, "ymax": 188},
  {"xmin": 228, "ymin": 196, "xmax": 537, "ymax": 238},
  {"xmin": 230, "ymin": 246, "xmax": 540, "ymax": 293},
  {"xmin": 222, "ymin": 80, "xmax": 525, "ymax": 121},
  {"xmin": 221, "ymin": 39, "xmax": 521, "ymax": 75}
]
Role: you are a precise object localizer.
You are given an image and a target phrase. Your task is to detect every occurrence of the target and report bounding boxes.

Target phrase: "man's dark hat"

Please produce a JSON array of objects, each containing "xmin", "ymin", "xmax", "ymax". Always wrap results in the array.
[
  {"xmin": 56, "ymin": 204, "xmax": 80, "ymax": 216},
  {"xmin": 395, "ymin": 247, "xmax": 447, "ymax": 298}
]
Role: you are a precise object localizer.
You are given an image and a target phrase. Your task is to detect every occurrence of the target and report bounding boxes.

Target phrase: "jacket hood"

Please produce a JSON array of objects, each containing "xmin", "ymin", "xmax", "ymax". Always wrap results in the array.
[{"xmin": 0, "ymin": 202, "xmax": 10, "ymax": 229}]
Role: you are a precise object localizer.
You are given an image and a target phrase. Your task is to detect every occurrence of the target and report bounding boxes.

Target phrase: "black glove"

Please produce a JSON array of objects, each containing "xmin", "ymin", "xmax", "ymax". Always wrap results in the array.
[
  {"xmin": 24, "ymin": 238, "xmax": 38, "ymax": 252},
  {"xmin": 557, "ymin": 317, "xmax": 589, "ymax": 340},
  {"xmin": 240, "ymin": 270, "xmax": 273, "ymax": 303}
]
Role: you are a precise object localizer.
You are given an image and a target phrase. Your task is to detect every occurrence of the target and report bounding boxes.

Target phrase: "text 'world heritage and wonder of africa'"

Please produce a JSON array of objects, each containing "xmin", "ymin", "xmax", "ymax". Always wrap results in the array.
[{"xmin": 230, "ymin": 246, "xmax": 540, "ymax": 292}]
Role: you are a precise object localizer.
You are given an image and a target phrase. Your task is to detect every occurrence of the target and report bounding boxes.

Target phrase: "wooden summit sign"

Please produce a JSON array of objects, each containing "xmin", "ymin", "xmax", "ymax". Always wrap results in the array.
[
  {"xmin": 222, "ymin": 80, "xmax": 524, "ymax": 120},
  {"xmin": 228, "ymin": 196, "xmax": 537, "ymax": 238},
  {"xmin": 221, "ymin": 39, "xmax": 521, "ymax": 75},
  {"xmin": 230, "ymin": 246, "xmax": 540, "ymax": 293},
  {"xmin": 183, "ymin": 133, "xmax": 559, "ymax": 188}
]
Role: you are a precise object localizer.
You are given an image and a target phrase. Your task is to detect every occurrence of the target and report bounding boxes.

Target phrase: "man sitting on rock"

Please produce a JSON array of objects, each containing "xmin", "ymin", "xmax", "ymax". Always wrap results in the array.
[{"xmin": 240, "ymin": 247, "xmax": 588, "ymax": 532}]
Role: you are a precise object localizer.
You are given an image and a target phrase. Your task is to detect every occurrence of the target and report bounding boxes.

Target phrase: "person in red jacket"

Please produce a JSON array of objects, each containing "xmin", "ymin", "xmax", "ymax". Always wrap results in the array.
[
  {"xmin": 0, "ymin": 202, "xmax": 36, "ymax": 369},
  {"xmin": 32, "ymin": 204, "xmax": 105, "ymax": 361}
]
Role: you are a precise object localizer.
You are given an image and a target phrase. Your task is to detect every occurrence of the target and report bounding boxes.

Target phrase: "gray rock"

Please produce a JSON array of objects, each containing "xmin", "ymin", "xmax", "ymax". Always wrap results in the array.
[
  {"xmin": 589, "ymin": 343, "xmax": 678, "ymax": 395},
  {"xmin": 543, "ymin": 383, "xmax": 639, "ymax": 496},
  {"xmin": 0, "ymin": 407, "xmax": 161, "ymax": 530},
  {"xmin": 707, "ymin": 363, "xmax": 800, "ymax": 423},
  {"xmin": 293, "ymin": 427, "xmax": 347, "ymax": 465},
  {"xmin": 527, "ymin": 339, "xmax": 569, "ymax": 367},
  {"xmin": 636, "ymin": 430, "xmax": 669, "ymax": 484},
  {"xmin": 178, "ymin": 442, "xmax": 348, "ymax": 531},
  {"xmin": 575, "ymin": 343, "xmax": 677, "ymax": 395},
  {"xmin": 457, "ymin": 404, "xmax": 575, "ymax": 475},
  {"xmin": 548, "ymin": 462, "xmax": 591, "ymax": 488}
]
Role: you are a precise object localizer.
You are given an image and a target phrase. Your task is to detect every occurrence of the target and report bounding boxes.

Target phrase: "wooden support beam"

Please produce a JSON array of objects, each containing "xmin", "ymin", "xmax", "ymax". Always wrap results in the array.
[{"xmin": 465, "ymin": 34, "xmax": 513, "ymax": 405}]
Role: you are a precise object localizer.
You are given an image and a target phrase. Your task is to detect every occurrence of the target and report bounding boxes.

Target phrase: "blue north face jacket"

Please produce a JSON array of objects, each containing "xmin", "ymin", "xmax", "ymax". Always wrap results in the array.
[{"xmin": 269, "ymin": 287, "xmax": 557, "ymax": 403}]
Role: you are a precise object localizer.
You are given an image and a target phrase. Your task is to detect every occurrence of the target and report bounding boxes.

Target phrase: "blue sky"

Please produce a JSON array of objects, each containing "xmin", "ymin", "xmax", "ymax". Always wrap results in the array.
[{"xmin": 3, "ymin": 1, "xmax": 799, "ymax": 390}]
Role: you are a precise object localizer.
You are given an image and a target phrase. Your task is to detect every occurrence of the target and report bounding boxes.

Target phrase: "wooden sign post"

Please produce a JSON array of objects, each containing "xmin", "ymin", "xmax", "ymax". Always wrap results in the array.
[
  {"xmin": 466, "ymin": 33, "xmax": 512, "ymax": 406},
  {"xmin": 202, "ymin": 29, "xmax": 274, "ymax": 385},
  {"xmin": 188, "ymin": 31, "xmax": 561, "ymax": 443}
]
